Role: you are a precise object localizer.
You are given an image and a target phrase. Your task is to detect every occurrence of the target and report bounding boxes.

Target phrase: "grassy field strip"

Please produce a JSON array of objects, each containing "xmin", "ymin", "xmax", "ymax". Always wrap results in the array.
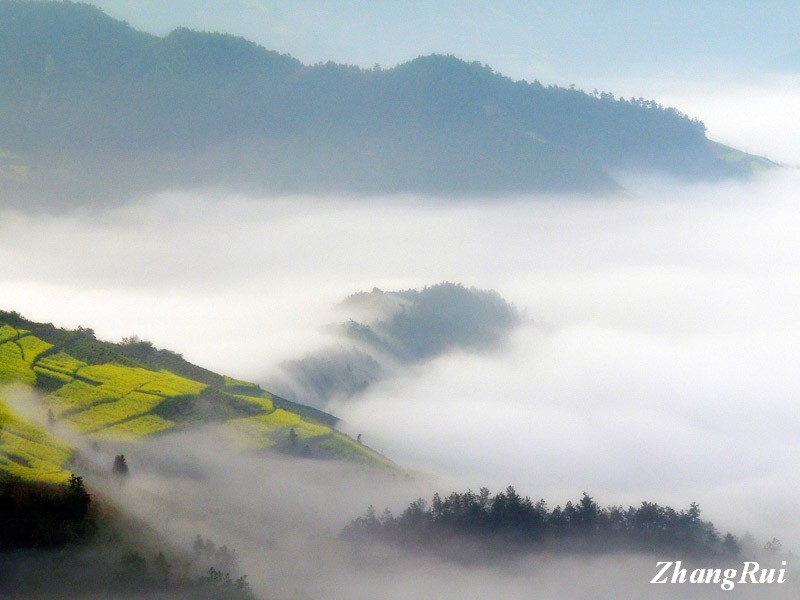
[
  {"xmin": 222, "ymin": 375, "xmax": 260, "ymax": 388},
  {"xmin": 0, "ymin": 454, "xmax": 69, "ymax": 483},
  {"xmin": 233, "ymin": 393, "xmax": 274, "ymax": 412},
  {"xmin": 76, "ymin": 364, "xmax": 206, "ymax": 397},
  {"xmin": 318, "ymin": 433, "xmax": 393, "ymax": 466},
  {"xmin": 17, "ymin": 334, "xmax": 53, "ymax": 362},
  {"xmin": 49, "ymin": 378, "xmax": 161, "ymax": 418},
  {"xmin": 95, "ymin": 414, "xmax": 176, "ymax": 440},
  {"xmin": 138, "ymin": 375, "xmax": 205, "ymax": 396},
  {"xmin": 3, "ymin": 430, "xmax": 69, "ymax": 466},
  {"xmin": 53, "ymin": 367, "xmax": 203, "ymax": 436},
  {"xmin": 0, "ymin": 340, "xmax": 36, "ymax": 384},
  {"xmin": 76, "ymin": 364, "xmax": 157, "ymax": 395},
  {"xmin": 0, "ymin": 398, "xmax": 73, "ymax": 483},
  {"xmin": 229, "ymin": 408, "xmax": 333, "ymax": 448},
  {"xmin": 69, "ymin": 391, "xmax": 167, "ymax": 432},
  {"xmin": 48, "ymin": 380, "xmax": 116, "ymax": 415},
  {"xmin": 36, "ymin": 350, "xmax": 87, "ymax": 375},
  {"xmin": 0, "ymin": 324, "xmax": 22, "ymax": 344},
  {"xmin": 33, "ymin": 365, "xmax": 74, "ymax": 384}
]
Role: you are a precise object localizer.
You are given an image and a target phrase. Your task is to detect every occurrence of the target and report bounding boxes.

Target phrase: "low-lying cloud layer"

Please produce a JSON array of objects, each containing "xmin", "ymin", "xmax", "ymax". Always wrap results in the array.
[
  {"xmin": 8, "ymin": 418, "xmax": 793, "ymax": 599},
  {"xmin": 4, "ymin": 169, "xmax": 799, "ymax": 551}
]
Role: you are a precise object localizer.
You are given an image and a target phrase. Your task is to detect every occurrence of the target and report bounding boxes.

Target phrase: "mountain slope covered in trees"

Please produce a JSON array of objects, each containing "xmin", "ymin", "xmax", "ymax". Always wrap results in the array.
[
  {"xmin": 0, "ymin": 0, "xmax": 773, "ymax": 207},
  {"xmin": 0, "ymin": 310, "xmax": 390, "ymax": 483}
]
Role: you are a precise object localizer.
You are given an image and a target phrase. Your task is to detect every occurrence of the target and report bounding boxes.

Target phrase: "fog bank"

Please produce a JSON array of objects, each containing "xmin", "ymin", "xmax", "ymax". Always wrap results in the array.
[
  {"xmin": 77, "ymin": 428, "xmax": 800, "ymax": 600},
  {"xmin": 4, "ymin": 170, "xmax": 800, "ymax": 550}
]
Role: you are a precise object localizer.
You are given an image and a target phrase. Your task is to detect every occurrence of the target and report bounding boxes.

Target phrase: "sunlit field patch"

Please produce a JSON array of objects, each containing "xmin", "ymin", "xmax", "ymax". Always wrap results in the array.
[
  {"xmin": 37, "ymin": 351, "xmax": 86, "ymax": 375},
  {"xmin": 319, "ymin": 432, "xmax": 394, "ymax": 467},
  {"xmin": 223, "ymin": 375, "xmax": 259, "ymax": 388},
  {"xmin": 138, "ymin": 374, "xmax": 205, "ymax": 397},
  {"xmin": 98, "ymin": 414, "xmax": 176, "ymax": 439},
  {"xmin": 0, "ymin": 324, "xmax": 20, "ymax": 344},
  {"xmin": 0, "ymin": 397, "xmax": 72, "ymax": 483},
  {"xmin": 0, "ymin": 340, "xmax": 35, "ymax": 385},
  {"xmin": 68, "ymin": 391, "xmax": 166, "ymax": 432},
  {"xmin": 233, "ymin": 393, "xmax": 274, "ymax": 412},
  {"xmin": 33, "ymin": 365, "xmax": 74, "ymax": 385},
  {"xmin": 48, "ymin": 379, "xmax": 114, "ymax": 414},
  {"xmin": 16, "ymin": 334, "xmax": 52, "ymax": 362},
  {"xmin": 230, "ymin": 409, "xmax": 329, "ymax": 447}
]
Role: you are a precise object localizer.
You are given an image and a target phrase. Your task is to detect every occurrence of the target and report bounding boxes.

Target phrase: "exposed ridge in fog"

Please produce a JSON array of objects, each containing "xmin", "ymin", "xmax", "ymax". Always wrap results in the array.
[{"xmin": 269, "ymin": 283, "xmax": 520, "ymax": 408}]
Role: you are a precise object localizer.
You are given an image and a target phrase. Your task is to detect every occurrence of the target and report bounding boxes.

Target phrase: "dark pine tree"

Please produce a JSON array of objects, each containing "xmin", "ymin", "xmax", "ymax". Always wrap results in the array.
[{"xmin": 112, "ymin": 454, "xmax": 129, "ymax": 477}]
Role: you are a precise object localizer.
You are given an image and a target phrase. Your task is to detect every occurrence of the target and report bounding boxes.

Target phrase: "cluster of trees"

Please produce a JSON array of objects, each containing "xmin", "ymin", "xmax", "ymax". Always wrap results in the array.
[
  {"xmin": 193, "ymin": 535, "xmax": 239, "ymax": 575},
  {"xmin": 2, "ymin": 545, "xmax": 258, "ymax": 600},
  {"xmin": 0, "ymin": 310, "xmax": 26, "ymax": 327},
  {"xmin": 196, "ymin": 568, "xmax": 256, "ymax": 600},
  {"xmin": 0, "ymin": 481, "xmax": 258, "ymax": 600},
  {"xmin": 95, "ymin": 538, "xmax": 256, "ymax": 600},
  {"xmin": 0, "ymin": 474, "xmax": 94, "ymax": 548},
  {"xmin": 84, "ymin": 540, "xmax": 256, "ymax": 600},
  {"xmin": 343, "ymin": 487, "xmax": 741, "ymax": 559}
]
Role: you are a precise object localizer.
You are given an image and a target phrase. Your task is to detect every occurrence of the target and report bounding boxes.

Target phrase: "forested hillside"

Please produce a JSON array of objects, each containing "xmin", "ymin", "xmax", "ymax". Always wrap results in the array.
[{"xmin": 0, "ymin": 0, "xmax": 771, "ymax": 206}]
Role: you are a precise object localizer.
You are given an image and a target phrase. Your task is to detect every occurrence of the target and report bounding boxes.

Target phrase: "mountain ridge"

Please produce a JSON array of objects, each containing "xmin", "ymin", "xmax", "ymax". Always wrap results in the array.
[{"xmin": 0, "ymin": 0, "xmax": 774, "ymax": 206}]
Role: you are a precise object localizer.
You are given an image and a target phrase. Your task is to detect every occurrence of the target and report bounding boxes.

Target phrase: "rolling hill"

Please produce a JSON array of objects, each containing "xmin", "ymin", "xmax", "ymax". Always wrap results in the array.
[
  {"xmin": 0, "ymin": 310, "xmax": 391, "ymax": 483},
  {"xmin": 0, "ymin": 0, "xmax": 773, "ymax": 207}
]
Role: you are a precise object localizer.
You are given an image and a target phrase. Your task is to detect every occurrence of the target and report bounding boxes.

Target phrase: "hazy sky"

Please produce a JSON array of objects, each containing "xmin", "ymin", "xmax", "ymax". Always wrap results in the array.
[{"xmin": 84, "ymin": 0, "xmax": 800, "ymax": 85}]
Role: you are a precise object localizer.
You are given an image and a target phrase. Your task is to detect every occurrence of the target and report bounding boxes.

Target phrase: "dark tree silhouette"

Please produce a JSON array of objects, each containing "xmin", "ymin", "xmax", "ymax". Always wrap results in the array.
[
  {"xmin": 112, "ymin": 454, "xmax": 129, "ymax": 477},
  {"xmin": 344, "ymin": 488, "xmax": 740, "ymax": 559},
  {"xmin": 0, "ymin": 475, "xmax": 94, "ymax": 548}
]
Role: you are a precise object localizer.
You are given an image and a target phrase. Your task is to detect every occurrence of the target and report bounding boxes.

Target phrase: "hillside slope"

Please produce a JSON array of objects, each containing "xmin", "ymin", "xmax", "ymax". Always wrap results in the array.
[
  {"xmin": 0, "ymin": 310, "xmax": 391, "ymax": 482},
  {"xmin": 0, "ymin": 0, "xmax": 773, "ymax": 206}
]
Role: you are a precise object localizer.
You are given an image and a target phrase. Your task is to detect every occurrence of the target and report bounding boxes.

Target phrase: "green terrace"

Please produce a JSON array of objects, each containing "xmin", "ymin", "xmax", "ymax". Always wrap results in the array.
[{"xmin": 0, "ymin": 320, "xmax": 393, "ymax": 481}]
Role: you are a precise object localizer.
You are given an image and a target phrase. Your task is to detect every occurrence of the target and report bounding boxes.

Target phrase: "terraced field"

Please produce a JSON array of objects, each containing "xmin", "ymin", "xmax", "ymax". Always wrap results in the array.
[
  {"xmin": 0, "ymin": 396, "xmax": 73, "ymax": 483},
  {"xmin": 0, "ymin": 316, "xmax": 394, "ymax": 480},
  {"xmin": 0, "ymin": 325, "xmax": 207, "ymax": 436},
  {"xmin": 228, "ymin": 408, "xmax": 392, "ymax": 467}
]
